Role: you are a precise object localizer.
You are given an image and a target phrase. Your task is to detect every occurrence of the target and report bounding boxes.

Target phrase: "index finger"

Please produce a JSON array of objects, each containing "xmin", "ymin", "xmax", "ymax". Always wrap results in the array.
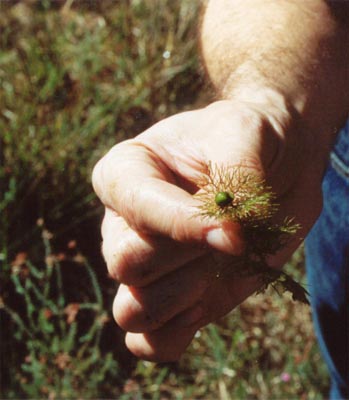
[{"xmin": 92, "ymin": 139, "xmax": 244, "ymax": 254}]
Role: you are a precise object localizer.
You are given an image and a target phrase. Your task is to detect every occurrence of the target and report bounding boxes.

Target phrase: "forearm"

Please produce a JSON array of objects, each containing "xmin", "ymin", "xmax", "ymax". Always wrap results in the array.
[{"xmin": 201, "ymin": 0, "xmax": 349, "ymax": 148}]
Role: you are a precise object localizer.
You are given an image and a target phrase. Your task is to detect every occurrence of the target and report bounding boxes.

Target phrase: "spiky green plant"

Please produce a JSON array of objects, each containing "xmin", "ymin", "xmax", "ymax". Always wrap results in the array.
[{"xmin": 195, "ymin": 163, "xmax": 309, "ymax": 304}]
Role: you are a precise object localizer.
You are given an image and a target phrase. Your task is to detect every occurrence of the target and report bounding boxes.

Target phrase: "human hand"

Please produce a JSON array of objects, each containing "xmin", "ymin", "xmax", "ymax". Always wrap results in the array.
[{"xmin": 92, "ymin": 98, "xmax": 324, "ymax": 361}]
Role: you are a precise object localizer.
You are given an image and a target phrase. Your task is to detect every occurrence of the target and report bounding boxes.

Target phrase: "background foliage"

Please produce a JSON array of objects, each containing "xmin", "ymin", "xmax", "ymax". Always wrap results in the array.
[{"xmin": 1, "ymin": 1, "xmax": 329, "ymax": 398}]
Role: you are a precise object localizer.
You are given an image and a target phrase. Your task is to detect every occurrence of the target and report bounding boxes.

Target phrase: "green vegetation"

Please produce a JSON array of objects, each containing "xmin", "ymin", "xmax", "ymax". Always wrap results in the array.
[
  {"xmin": 196, "ymin": 163, "xmax": 309, "ymax": 304},
  {"xmin": 0, "ymin": 1, "xmax": 329, "ymax": 398},
  {"xmin": 2, "ymin": 225, "xmax": 119, "ymax": 398}
]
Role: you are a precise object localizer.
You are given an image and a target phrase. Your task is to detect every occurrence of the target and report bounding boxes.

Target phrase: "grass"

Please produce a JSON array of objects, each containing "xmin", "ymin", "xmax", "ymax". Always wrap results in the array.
[
  {"xmin": 113, "ymin": 249, "xmax": 329, "ymax": 400},
  {"xmin": 0, "ymin": 1, "xmax": 329, "ymax": 399},
  {"xmin": 2, "ymin": 224, "xmax": 119, "ymax": 398}
]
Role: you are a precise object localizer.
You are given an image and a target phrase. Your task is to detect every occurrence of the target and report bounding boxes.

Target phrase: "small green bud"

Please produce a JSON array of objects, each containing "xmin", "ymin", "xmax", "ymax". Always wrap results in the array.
[
  {"xmin": 195, "ymin": 163, "xmax": 307, "ymax": 304},
  {"xmin": 215, "ymin": 191, "xmax": 233, "ymax": 207}
]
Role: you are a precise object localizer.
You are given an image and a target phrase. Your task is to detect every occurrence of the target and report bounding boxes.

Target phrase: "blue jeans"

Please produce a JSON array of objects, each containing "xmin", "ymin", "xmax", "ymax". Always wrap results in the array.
[{"xmin": 305, "ymin": 120, "xmax": 349, "ymax": 399}]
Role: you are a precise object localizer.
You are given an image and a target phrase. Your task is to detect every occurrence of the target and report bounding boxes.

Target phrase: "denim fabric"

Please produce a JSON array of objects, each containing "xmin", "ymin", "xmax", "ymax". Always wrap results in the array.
[{"xmin": 305, "ymin": 120, "xmax": 349, "ymax": 400}]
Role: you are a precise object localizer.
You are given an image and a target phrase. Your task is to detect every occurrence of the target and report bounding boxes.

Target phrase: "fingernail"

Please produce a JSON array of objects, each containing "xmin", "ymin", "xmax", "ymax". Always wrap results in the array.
[
  {"xmin": 206, "ymin": 227, "xmax": 242, "ymax": 254},
  {"xmin": 177, "ymin": 304, "xmax": 204, "ymax": 328}
]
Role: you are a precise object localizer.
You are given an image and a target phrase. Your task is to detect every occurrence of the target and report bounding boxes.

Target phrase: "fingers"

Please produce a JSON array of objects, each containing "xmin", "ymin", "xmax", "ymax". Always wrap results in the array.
[
  {"xmin": 101, "ymin": 208, "xmax": 206, "ymax": 286},
  {"xmin": 113, "ymin": 253, "xmax": 214, "ymax": 333},
  {"xmin": 113, "ymin": 249, "xmax": 260, "ymax": 334},
  {"xmin": 123, "ymin": 273, "xmax": 260, "ymax": 362},
  {"xmin": 93, "ymin": 140, "xmax": 245, "ymax": 255},
  {"xmin": 125, "ymin": 317, "xmax": 199, "ymax": 362},
  {"xmin": 93, "ymin": 141, "xmax": 210, "ymax": 242}
]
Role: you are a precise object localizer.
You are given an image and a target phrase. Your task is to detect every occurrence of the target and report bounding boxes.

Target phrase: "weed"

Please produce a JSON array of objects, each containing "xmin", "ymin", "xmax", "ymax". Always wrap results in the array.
[
  {"xmin": 196, "ymin": 163, "xmax": 309, "ymax": 304},
  {"xmin": 1, "ymin": 223, "xmax": 119, "ymax": 398}
]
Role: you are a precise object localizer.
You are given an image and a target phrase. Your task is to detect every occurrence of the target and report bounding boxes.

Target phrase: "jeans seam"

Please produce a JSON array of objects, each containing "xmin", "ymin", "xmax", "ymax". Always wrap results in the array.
[{"xmin": 330, "ymin": 152, "xmax": 349, "ymax": 181}]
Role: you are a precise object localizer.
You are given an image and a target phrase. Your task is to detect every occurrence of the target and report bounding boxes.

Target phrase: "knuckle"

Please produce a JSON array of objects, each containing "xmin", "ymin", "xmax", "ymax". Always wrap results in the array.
[
  {"xmin": 91, "ymin": 157, "xmax": 105, "ymax": 198},
  {"xmin": 92, "ymin": 150, "xmax": 119, "ymax": 205},
  {"xmin": 125, "ymin": 331, "xmax": 192, "ymax": 362},
  {"xmin": 102, "ymin": 239, "xmax": 119, "ymax": 278},
  {"xmin": 170, "ymin": 204, "xmax": 200, "ymax": 244},
  {"xmin": 118, "ymin": 182, "xmax": 149, "ymax": 234},
  {"xmin": 113, "ymin": 286, "xmax": 162, "ymax": 333},
  {"xmin": 113, "ymin": 286, "xmax": 139, "ymax": 331},
  {"xmin": 92, "ymin": 144, "xmax": 127, "ymax": 207},
  {"xmin": 103, "ymin": 234, "xmax": 156, "ymax": 286}
]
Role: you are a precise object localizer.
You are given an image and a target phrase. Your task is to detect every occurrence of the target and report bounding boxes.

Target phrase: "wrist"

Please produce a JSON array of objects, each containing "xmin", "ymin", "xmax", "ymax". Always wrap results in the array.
[
  {"xmin": 202, "ymin": 0, "xmax": 349, "ymax": 163},
  {"xmin": 213, "ymin": 84, "xmax": 332, "ymax": 194},
  {"xmin": 223, "ymin": 84, "xmax": 299, "ymax": 136},
  {"xmin": 222, "ymin": 83, "xmax": 334, "ymax": 178}
]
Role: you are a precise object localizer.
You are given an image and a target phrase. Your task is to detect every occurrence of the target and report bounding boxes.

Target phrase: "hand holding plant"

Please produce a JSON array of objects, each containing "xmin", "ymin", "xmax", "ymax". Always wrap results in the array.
[{"xmin": 93, "ymin": 99, "xmax": 324, "ymax": 361}]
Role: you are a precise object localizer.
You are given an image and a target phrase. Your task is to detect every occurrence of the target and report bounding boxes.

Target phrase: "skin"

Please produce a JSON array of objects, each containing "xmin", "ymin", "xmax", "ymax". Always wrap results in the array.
[{"xmin": 92, "ymin": 0, "xmax": 349, "ymax": 361}]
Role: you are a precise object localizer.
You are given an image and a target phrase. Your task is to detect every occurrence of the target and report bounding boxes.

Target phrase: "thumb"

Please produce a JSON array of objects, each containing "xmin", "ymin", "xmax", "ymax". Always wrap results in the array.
[{"xmin": 92, "ymin": 139, "xmax": 245, "ymax": 255}]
